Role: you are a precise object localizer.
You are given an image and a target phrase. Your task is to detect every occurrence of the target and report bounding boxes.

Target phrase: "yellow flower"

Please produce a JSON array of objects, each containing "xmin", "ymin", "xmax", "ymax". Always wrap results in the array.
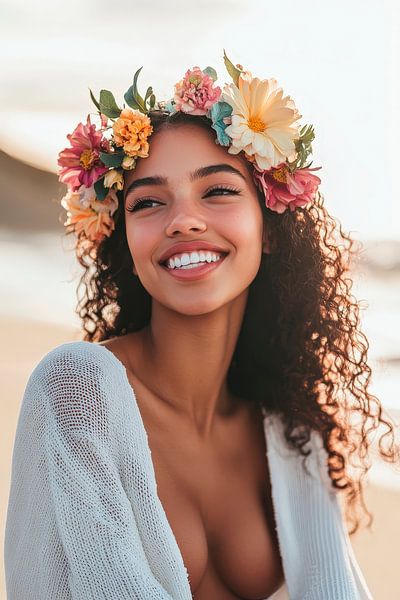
[
  {"xmin": 104, "ymin": 169, "xmax": 124, "ymax": 190},
  {"xmin": 112, "ymin": 108, "xmax": 153, "ymax": 158},
  {"xmin": 222, "ymin": 72, "xmax": 302, "ymax": 170}
]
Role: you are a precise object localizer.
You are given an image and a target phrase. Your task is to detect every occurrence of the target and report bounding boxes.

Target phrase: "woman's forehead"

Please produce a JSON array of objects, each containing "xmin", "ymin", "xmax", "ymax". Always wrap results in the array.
[{"xmin": 124, "ymin": 124, "xmax": 250, "ymax": 186}]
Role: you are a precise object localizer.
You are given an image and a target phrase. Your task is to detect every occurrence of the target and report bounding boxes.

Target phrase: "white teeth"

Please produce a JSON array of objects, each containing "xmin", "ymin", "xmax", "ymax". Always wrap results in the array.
[
  {"xmin": 177, "ymin": 257, "xmax": 221, "ymax": 270},
  {"xmin": 166, "ymin": 251, "xmax": 223, "ymax": 270},
  {"xmin": 190, "ymin": 251, "xmax": 200, "ymax": 263}
]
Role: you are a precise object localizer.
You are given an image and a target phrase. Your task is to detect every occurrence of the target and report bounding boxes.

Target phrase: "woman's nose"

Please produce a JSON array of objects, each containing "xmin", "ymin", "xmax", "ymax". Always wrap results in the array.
[{"xmin": 164, "ymin": 203, "xmax": 207, "ymax": 237}]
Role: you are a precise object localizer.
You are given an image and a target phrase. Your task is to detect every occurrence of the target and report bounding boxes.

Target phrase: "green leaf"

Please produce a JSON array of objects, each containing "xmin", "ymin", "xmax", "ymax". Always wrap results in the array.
[
  {"xmin": 94, "ymin": 177, "xmax": 109, "ymax": 200},
  {"xmin": 203, "ymin": 66, "xmax": 218, "ymax": 81},
  {"xmin": 124, "ymin": 85, "xmax": 143, "ymax": 111},
  {"xmin": 144, "ymin": 86, "xmax": 153, "ymax": 103},
  {"xmin": 89, "ymin": 88, "xmax": 101, "ymax": 111},
  {"xmin": 299, "ymin": 124, "xmax": 315, "ymax": 145},
  {"xmin": 294, "ymin": 124, "xmax": 315, "ymax": 168},
  {"xmin": 144, "ymin": 86, "xmax": 157, "ymax": 111},
  {"xmin": 99, "ymin": 90, "xmax": 122, "ymax": 119},
  {"xmin": 132, "ymin": 67, "xmax": 147, "ymax": 113},
  {"xmin": 124, "ymin": 67, "xmax": 149, "ymax": 114},
  {"xmin": 223, "ymin": 49, "xmax": 242, "ymax": 86},
  {"xmin": 99, "ymin": 150, "xmax": 125, "ymax": 168}
]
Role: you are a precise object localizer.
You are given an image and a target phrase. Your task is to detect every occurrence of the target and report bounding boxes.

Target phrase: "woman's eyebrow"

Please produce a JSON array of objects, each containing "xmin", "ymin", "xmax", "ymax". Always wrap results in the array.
[{"xmin": 125, "ymin": 163, "xmax": 247, "ymax": 196}]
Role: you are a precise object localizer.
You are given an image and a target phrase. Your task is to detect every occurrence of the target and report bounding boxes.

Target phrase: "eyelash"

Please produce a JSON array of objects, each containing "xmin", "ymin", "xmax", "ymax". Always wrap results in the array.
[{"xmin": 126, "ymin": 185, "xmax": 241, "ymax": 213}]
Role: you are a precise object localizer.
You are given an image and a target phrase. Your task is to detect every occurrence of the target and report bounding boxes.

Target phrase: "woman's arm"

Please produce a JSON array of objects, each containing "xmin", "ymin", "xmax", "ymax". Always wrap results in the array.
[{"xmin": 4, "ymin": 348, "xmax": 180, "ymax": 600}]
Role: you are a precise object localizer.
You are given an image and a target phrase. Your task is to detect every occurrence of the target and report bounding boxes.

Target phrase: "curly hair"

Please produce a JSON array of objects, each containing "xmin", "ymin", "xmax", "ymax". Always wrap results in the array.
[{"xmin": 67, "ymin": 110, "xmax": 399, "ymax": 536}]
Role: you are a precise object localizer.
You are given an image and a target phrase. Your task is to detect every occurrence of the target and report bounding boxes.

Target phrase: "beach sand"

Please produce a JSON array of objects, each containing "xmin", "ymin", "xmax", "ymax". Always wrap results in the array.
[{"xmin": 1, "ymin": 316, "xmax": 399, "ymax": 599}]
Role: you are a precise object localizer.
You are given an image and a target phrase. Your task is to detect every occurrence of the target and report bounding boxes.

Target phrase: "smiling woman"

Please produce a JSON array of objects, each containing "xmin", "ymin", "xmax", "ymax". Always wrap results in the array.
[
  {"xmin": 5, "ymin": 60, "xmax": 399, "ymax": 600},
  {"xmin": 121, "ymin": 121, "xmax": 266, "ymax": 320}
]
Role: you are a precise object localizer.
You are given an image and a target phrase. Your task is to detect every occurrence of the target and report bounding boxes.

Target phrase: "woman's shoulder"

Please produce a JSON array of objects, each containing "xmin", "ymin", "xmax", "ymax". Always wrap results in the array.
[
  {"xmin": 24, "ymin": 340, "xmax": 127, "ymax": 423},
  {"xmin": 30, "ymin": 339, "xmax": 121, "ymax": 385},
  {"xmin": 36, "ymin": 339, "xmax": 112, "ymax": 367}
]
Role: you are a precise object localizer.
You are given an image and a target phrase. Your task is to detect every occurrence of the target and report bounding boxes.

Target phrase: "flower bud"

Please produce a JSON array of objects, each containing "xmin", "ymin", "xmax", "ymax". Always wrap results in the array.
[
  {"xmin": 122, "ymin": 155, "xmax": 137, "ymax": 170},
  {"xmin": 104, "ymin": 169, "xmax": 124, "ymax": 190}
]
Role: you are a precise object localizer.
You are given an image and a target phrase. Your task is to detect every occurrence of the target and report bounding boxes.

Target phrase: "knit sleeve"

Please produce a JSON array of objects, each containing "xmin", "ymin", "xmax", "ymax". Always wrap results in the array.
[
  {"xmin": 4, "ymin": 344, "xmax": 175, "ymax": 600},
  {"xmin": 264, "ymin": 414, "xmax": 373, "ymax": 600}
]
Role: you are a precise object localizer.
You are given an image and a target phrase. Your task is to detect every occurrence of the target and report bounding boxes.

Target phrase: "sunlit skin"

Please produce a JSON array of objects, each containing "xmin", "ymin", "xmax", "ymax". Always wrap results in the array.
[{"xmin": 122, "ymin": 124, "xmax": 269, "ymax": 440}]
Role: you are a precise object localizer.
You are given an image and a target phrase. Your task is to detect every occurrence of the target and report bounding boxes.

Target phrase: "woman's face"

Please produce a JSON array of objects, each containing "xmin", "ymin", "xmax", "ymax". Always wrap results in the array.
[{"xmin": 123, "ymin": 123, "xmax": 265, "ymax": 316}]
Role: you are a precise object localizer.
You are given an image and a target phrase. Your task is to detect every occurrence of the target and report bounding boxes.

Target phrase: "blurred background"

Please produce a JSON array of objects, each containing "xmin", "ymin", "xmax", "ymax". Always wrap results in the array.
[{"xmin": 1, "ymin": 0, "xmax": 399, "ymax": 598}]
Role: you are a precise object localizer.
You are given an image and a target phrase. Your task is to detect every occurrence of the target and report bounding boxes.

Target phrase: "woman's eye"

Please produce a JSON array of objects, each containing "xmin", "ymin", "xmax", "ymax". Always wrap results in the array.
[
  {"xmin": 126, "ymin": 198, "xmax": 162, "ymax": 212},
  {"xmin": 126, "ymin": 186, "xmax": 241, "ymax": 213},
  {"xmin": 206, "ymin": 186, "xmax": 241, "ymax": 197}
]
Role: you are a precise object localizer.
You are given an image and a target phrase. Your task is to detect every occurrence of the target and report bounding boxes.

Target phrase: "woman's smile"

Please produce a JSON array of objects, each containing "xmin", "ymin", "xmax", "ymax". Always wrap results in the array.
[{"xmin": 159, "ymin": 251, "xmax": 228, "ymax": 281}]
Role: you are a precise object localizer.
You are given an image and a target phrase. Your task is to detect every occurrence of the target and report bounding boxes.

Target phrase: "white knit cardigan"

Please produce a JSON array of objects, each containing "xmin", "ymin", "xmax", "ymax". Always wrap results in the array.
[{"xmin": 4, "ymin": 341, "xmax": 373, "ymax": 599}]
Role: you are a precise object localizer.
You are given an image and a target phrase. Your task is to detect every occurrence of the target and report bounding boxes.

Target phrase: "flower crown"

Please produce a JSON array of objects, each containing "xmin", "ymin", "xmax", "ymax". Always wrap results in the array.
[{"xmin": 58, "ymin": 50, "xmax": 322, "ymax": 243}]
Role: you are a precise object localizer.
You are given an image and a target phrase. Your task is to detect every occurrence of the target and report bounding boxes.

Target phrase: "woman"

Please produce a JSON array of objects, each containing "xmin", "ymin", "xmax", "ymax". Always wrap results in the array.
[{"xmin": 5, "ymin": 54, "xmax": 398, "ymax": 599}]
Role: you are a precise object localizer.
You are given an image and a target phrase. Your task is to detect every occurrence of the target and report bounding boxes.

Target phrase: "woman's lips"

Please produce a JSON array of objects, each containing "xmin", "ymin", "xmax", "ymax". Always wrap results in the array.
[{"xmin": 160, "ymin": 254, "xmax": 228, "ymax": 281}]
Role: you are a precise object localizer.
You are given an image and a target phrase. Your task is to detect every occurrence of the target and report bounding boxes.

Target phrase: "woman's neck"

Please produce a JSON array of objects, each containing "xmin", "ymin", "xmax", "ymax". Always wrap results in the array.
[{"xmin": 129, "ymin": 290, "xmax": 248, "ymax": 438}]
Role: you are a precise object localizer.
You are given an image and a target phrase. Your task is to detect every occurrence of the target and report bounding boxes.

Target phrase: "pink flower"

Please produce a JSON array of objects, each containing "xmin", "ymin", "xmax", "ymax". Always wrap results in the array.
[
  {"xmin": 58, "ymin": 115, "xmax": 110, "ymax": 191},
  {"xmin": 173, "ymin": 66, "xmax": 221, "ymax": 116},
  {"xmin": 253, "ymin": 163, "xmax": 322, "ymax": 214}
]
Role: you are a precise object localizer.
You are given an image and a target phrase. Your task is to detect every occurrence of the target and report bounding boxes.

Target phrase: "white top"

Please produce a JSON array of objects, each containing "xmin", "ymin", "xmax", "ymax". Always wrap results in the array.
[{"xmin": 4, "ymin": 340, "xmax": 373, "ymax": 599}]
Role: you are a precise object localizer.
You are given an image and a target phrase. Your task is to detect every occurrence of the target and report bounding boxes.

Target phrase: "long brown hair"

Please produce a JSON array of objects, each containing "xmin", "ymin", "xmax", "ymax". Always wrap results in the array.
[{"xmin": 68, "ymin": 110, "xmax": 399, "ymax": 535}]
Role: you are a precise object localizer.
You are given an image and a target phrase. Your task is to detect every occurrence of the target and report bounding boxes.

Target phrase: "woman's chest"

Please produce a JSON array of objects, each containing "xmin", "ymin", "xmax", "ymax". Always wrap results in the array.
[{"xmin": 143, "ymin": 400, "xmax": 285, "ymax": 599}]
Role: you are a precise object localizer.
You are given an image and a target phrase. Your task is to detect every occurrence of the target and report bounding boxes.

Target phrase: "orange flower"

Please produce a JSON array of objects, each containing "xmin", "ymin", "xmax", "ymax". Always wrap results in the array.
[
  {"xmin": 73, "ymin": 210, "xmax": 116, "ymax": 241},
  {"xmin": 112, "ymin": 108, "xmax": 153, "ymax": 158},
  {"xmin": 61, "ymin": 186, "xmax": 119, "ymax": 242}
]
